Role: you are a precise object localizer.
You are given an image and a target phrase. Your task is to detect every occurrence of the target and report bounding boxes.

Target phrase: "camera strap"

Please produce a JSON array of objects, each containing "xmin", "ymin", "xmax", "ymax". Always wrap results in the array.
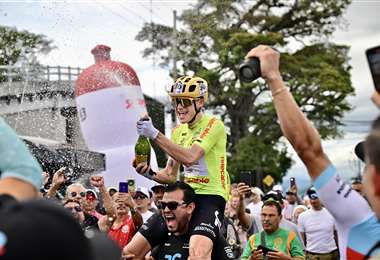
[{"xmin": 260, "ymin": 231, "xmax": 269, "ymax": 260}]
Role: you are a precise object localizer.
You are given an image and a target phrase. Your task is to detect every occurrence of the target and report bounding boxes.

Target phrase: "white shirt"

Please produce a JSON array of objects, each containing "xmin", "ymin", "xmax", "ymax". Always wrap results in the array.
[
  {"xmin": 246, "ymin": 201, "xmax": 263, "ymax": 217},
  {"xmin": 298, "ymin": 207, "xmax": 337, "ymax": 253},
  {"xmin": 140, "ymin": 210, "xmax": 154, "ymax": 223},
  {"xmin": 282, "ymin": 201, "xmax": 297, "ymax": 221}
]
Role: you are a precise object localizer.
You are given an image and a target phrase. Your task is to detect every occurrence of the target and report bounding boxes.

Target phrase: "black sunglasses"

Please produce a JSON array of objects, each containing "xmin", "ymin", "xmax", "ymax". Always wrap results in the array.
[
  {"xmin": 133, "ymin": 194, "xmax": 147, "ymax": 200},
  {"xmin": 70, "ymin": 192, "xmax": 86, "ymax": 198},
  {"xmin": 66, "ymin": 206, "xmax": 82, "ymax": 213},
  {"xmin": 157, "ymin": 201, "xmax": 187, "ymax": 211},
  {"xmin": 172, "ymin": 98, "xmax": 194, "ymax": 108}
]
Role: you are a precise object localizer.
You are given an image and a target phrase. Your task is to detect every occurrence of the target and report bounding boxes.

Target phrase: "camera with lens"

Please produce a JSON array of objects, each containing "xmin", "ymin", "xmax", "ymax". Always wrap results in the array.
[{"xmin": 239, "ymin": 57, "xmax": 261, "ymax": 83}]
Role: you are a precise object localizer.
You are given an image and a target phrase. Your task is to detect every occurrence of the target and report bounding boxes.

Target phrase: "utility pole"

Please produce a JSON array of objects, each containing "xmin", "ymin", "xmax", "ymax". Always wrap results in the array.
[
  {"xmin": 172, "ymin": 10, "xmax": 177, "ymax": 81},
  {"xmin": 171, "ymin": 10, "xmax": 178, "ymax": 127}
]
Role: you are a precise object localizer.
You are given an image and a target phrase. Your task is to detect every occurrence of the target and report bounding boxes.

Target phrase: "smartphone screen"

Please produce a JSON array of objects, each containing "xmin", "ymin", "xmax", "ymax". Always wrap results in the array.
[
  {"xmin": 366, "ymin": 45, "xmax": 380, "ymax": 92},
  {"xmin": 119, "ymin": 182, "xmax": 128, "ymax": 193},
  {"xmin": 127, "ymin": 179, "xmax": 136, "ymax": 193}
]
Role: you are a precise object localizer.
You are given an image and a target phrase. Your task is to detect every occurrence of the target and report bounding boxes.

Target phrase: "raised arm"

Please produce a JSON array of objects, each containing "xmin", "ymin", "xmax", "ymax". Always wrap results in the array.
[
  {"xmin": 0, "ymin": 118, "xmax": 42, "ymax": 200},
  {"xmin": 90, "ymin": 175, "xmax": 115, "ymax": 217},
  {"xmin": 236, "ymin": 183, "xmax": 254, "ymax": 230},
  {"xmin": 246, "ymin": 45, "xmax": 330, "ymax": 180}
]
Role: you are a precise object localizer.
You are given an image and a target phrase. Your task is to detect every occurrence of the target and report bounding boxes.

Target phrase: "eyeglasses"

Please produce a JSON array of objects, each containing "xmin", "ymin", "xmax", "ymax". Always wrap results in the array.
[
  {"xmin": 172, "ymin": 98, "xmax": 194, "ymax": 108},
  {"xmin": 157, "ymin": 201, "xmax": 187, "ymax": 211},
  {"xmin": 66, "ymin": 206, "xmax": 82, "ymax": 213},
  {"xmin": 133, "ymin": 194, "xmax": 147, "ymax": 200},
  {"xmin": 70, "ymin": 192, "xmax": 86, "ymax": 198}
]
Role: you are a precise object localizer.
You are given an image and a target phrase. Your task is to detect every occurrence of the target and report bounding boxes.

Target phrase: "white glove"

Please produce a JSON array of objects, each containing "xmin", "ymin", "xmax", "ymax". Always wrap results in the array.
[{"xmin": 136, "ymin": 117, "xmax": 159, "ymax": 139}]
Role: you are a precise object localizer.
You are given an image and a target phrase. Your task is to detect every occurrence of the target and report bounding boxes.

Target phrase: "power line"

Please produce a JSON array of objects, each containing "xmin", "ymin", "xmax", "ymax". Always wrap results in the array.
[
  {"xmin": 118, "ymin": 3, "xmax": 149, "ymax": 24},
  {"xmin": 136, "ymin": 2, "xmax": 167, "ymax": 24},
  {"xmin": 96, "ymin": 2, "xmax": 141, "ymax": 28}
]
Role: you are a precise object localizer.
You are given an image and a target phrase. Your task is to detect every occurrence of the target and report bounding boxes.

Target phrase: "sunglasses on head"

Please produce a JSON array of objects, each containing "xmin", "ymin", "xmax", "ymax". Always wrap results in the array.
[
  {"xmin": 263, "ymin": 193, "xmax": 282, "ymax": 203},
  {"xmin": 70, "ymin": 192, "xmax": 86, "ymax": 198},
  {"xmin": 172, "ymin": 98, "xmax": 194, "ymax": 108},
  {"xmin": 157, "ymin": 201, "xmax": 187, "ymax": 211}
]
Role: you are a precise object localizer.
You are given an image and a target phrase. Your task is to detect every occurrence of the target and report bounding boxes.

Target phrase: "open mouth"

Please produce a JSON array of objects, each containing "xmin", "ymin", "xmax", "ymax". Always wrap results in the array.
[
  {"xmin": 177, "ymin": 110, "xmax": 188, "ymax": 118},
  {"xmin": 164, "ymin": 214, "xmax": 176, "ymax": 227}
]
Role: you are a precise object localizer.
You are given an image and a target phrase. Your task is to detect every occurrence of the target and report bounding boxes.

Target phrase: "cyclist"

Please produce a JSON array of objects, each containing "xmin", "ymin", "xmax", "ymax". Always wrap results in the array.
[{"xmin": 124, "ymin": 76, "xmax": 231, "ymax": 259}]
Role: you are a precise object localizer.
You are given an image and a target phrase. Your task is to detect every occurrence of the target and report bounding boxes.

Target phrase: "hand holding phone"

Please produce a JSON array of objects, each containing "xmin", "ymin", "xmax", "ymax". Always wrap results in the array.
[
  {"xmin": 290, "ymin": 177, "xmax": 296, "ymax": 187},
  {"xmin": 366, "ymin": 45, "xmax": 380, "ymax": 93},
  {"xmin": 256, "ymin": 245, "xmax": 276, "ymax": 256},
  {"xmin": 127, "ymin": 179, "xmax": 136, "ymax": 193},
  {"xmin": 119, "ymin": 182, "xmax": 129, "ymax": 193}
]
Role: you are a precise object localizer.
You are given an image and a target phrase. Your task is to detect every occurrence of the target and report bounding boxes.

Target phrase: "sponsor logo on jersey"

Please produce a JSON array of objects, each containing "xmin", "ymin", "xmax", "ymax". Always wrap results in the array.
[
  {"xmin": 199, "ymin": 118, "xmax": 216, "ymax": 139},
  {"xmin": 121, "ymin": 225, "xmax": 129, "ymax": 233},
  {"xmin": 220, "ymin": 156, "xmax": 226, "ymax": 189},
  {"xmin": 185, "ymin": 177, "xmax": 210, "ymax": 184}
]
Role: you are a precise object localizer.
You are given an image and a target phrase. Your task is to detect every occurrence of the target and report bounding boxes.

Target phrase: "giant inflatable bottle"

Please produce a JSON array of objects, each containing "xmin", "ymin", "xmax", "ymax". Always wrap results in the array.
[{"xmin": 75, "ymin": 44, "xmax": 158, "ymax": 188}]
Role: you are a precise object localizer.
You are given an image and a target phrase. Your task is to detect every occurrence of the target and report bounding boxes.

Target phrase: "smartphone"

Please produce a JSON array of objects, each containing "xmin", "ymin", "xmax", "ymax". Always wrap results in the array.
[
  {"xmin": 127, "ymin": 179, "xmax": 136, "ymax": 193},
  {"xmin": 290, "ymin": 177, "xmax": 296, "ymax": 187},
  {"xmin": 119, "ymin": 182, "xmax": 129, "ymax": 193},
  {"xmin": 240, "ymin": 171, "xmax": 252, "ymax": 186},
  {"xmin": 366, "ymin": 45, "xmax": 380, "ymax": 92},
  {"xmin": 256, "ymin": 245, "xmax": 276, "ymax": 256}
]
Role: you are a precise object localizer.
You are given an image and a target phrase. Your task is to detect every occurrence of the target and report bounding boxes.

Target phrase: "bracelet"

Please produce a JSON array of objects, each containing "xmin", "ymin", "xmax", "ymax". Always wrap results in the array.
[{"xmin": 272, "ymin": 87, "xmax": 288, "ymax": 97}]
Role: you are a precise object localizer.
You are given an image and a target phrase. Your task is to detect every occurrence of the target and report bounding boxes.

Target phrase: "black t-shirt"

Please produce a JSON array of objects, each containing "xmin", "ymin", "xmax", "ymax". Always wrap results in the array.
[
  {"xmin": 151, "ymin": 232, "xmax": 234, "ymax": 260},
  {"xmin": 0, "ymin": 194, "xmax": 17, "ymax": 208}
]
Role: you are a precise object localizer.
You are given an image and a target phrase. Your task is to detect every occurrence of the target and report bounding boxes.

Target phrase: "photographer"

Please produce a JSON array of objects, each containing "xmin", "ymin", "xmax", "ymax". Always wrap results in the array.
[{"xmin": 241, "ymin": 200, "xmax": 304, "ymax": 260}]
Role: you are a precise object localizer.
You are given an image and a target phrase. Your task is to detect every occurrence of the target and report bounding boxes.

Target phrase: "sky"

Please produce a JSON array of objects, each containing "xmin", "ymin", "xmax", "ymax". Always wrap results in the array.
[{"xmin": 0, "ymin": 0, "xmax": 379, "ymax": 190}]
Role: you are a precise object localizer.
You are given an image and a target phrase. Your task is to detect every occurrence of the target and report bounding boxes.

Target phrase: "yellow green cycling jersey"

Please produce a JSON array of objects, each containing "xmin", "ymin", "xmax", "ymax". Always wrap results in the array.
[{"xmin": 171, "ymin": 114, "xmax": 230, "ymax": 201}]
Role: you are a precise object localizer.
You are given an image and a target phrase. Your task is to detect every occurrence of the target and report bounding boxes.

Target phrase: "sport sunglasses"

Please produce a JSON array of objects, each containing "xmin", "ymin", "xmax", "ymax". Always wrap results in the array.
[
  {"xmin": 172, "ymin": 98, "xmax": 194, "ymax": 108},
  {"xmin": 157, "ymin": 201, "xmax": 187, "ymax": 210}
]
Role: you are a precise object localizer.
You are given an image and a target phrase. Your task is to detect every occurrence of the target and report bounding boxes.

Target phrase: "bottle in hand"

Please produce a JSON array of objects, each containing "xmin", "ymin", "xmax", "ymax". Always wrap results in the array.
[{"xmin": 135, "ymin": 135, "xmax": 151, "ymax": 166}]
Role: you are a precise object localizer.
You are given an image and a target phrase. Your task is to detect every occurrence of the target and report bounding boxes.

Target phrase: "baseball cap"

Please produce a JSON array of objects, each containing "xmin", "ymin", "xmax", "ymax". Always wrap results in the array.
[
  {"xmin": 250, "ymin": 187, "xmax": 264, "ymax": 197},
  {"xmin": 86, "ymin": 189, "xmax": 98, "ymax": 200},
  {"xmin": 151, "ymin": 184, "xmax": 166, "ymax": 193},
  {"xmin": 272, "ymin": 184, "xmax": 283, "ymax": 192},
  {"xmin": 135, "ymin": 187, "xmax": 149, "ymax": 198},
  {"xmin": 354, "ymin": 141, "xmax": 365, "ymax": 162},
  {"xmin": 0, "ymin": 198, "xmax": 120, "ymax": 260},
  {"xmin": 307, "ymin": 187, "xmax": 319, "ymax": 200},
  {"xmin": 107, "ymin": 187, "xmax": 118, "ymax": 193},
  {"xmin": 263, "ymin": 190, "xmax": 283, "ymax": 204}
]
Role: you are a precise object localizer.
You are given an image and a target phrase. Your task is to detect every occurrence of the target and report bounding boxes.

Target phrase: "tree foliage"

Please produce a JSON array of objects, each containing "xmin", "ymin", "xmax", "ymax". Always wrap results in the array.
[
  {"xmin": 135, "ymin": 0, "xmax": 353, "ymax": 183},
  {"xmin": 0, "ymin": 26, "xmax": 54, "ymax": 66}
]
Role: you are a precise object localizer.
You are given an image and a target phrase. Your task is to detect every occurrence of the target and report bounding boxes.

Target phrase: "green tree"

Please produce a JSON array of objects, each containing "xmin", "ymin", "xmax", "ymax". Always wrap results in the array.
[
  {"xmin": 136, "ymin": 0, "xmax": 353, "ymax": 183},
  {"xmin": 0, "ymin": 26, "xmax": 54, "ymax": 81}
]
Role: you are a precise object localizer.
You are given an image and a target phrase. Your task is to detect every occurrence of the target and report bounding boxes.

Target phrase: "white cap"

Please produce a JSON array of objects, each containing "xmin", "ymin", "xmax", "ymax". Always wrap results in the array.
[
  {"xmin": 251, "ymin": 187, "xmax": 264, "ymax": 196},
  {"xmin": 135, "ymin": 187, "xmax": 149, "ymax": 198},
  {"xmin": 86, "ymin": 189, "xmax": 98, "ymax": 199},
  {"xmin": 272, "ymin": 184, "xmax": 283, "ymax": 192}
]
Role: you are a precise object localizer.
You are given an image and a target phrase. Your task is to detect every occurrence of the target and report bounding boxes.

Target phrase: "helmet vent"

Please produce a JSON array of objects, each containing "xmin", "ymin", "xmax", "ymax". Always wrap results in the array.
[
  {"xmin": 184, "ymin": 77, "xmax": 191, "ymax": 83},
  {"xmin": 188, "ymin": 85, "xmax": 196, "ymax": 92}
]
